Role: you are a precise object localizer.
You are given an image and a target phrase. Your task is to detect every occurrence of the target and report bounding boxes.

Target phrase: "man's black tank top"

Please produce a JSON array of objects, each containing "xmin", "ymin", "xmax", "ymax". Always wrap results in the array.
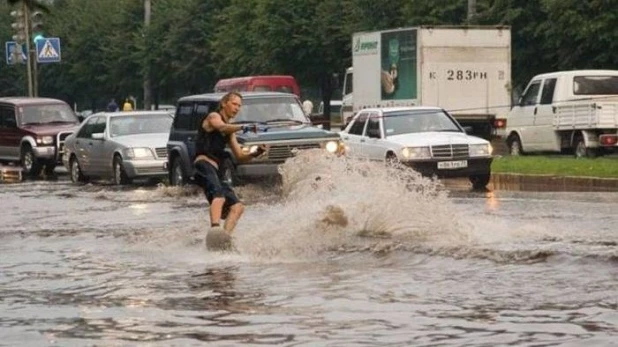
[{"xmin": 195, "ymin": 113, "xmax": 229, "ymax": 164}]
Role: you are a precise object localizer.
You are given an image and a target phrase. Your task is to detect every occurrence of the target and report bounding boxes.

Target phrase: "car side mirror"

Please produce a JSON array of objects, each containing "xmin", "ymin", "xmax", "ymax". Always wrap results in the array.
[
  {"xmin": 92, "ymin": 133, "xmax": 104, "ymax": 140},
  {"xmin": 462, "ymin": 126, "xmax": 473, "ymax": 134}
]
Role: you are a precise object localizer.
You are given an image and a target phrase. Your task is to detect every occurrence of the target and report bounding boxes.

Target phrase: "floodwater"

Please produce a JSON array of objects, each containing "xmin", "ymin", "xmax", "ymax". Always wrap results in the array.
[{"xmin": 1, "ymin": 151, "xmax": 617, "ymax": 346}]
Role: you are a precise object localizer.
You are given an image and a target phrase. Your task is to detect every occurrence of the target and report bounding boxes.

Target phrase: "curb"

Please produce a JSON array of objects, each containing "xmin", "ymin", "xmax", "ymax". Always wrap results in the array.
[{"xmin": 491, "ymin": 173, "xmax": 618, "ymax": 192}]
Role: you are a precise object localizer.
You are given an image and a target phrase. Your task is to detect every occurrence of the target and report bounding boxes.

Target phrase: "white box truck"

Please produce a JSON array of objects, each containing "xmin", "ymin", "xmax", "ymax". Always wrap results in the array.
[{"xmin": 341, "ymin": 26, "xmax": 512, "ymax": 139}]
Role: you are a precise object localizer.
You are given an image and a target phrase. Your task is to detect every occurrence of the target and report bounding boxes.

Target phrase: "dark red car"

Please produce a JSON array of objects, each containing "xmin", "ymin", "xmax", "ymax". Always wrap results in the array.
[{"xmin": 0, "ymin": 97, "xmax": 80, "ymax": 177}]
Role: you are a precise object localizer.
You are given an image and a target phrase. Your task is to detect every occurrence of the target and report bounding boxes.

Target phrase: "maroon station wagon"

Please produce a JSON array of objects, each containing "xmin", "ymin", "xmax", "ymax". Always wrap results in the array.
[{"xmin": 0, "ymin": 97, "xmax": 80, "ymax": 177}]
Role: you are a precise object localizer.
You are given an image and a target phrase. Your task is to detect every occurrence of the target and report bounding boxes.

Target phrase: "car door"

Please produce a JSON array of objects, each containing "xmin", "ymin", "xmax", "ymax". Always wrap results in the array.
[
  {"xmin": 73, "ymin": 117, "xmax": 98, "ymax": 174},
  {"xmin": 533, "ymin": 77, "xmax": 560, "ymax": 151},
  {"xmin": 88, "ymin": 116, "xmax": 109, "ymax": 176},
  {"xmin": 0, "ymin": 104, "xmax": 20, "ymax": 160},
  {"xmin": 340, "ymin": 111, "xmax": 369, "ymax": 158},
  {"xmin": 360, "ymin": 112, "xmax": 384, "ymax": 160},
  {"xmin": 509, "ymin": 80, "xmax": 542, "ymax": 151}
]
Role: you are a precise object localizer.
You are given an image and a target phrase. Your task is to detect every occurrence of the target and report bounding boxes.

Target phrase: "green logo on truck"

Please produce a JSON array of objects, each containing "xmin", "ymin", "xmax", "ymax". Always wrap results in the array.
[{"xmin": 353, "ymin": 37, "xmax": 378, "ymax": 55}]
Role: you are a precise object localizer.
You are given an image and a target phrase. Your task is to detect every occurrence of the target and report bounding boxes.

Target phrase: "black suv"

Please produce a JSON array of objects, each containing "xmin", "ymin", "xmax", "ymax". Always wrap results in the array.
[
  {"xmin": 0, "ymin": 97, "xmax": 80, "ymax": 176},
  {"xmin": 166, "ymin": 92, "xmax": 343, "ymax": 186}
]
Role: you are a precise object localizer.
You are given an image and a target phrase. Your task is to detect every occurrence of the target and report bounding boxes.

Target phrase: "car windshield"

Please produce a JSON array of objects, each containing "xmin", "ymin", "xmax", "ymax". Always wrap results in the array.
[
  {"xmin": 383, "ymin": 110, "xmax": 461, "ymax": 136},
  {"xmin": 109, "ymin": 114, "xmax": 173, "ymax": 137},
  {"xmin": 233, "ymin": 97, "xmax": 308, "ymax": 124},
  {"xmin": 21, "ymin": 104, "xmax": 78, "ymax": 124}
]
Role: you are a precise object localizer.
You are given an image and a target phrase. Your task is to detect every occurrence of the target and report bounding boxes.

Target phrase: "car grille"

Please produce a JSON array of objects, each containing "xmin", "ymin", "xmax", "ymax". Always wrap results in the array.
[
  {"xmin": 431, "ymin": 144, "xmax": 469, "ymax": 159},
  {"xmin": 135, "ymin": 167, "xmax": 166, "ymax": 174},
  {"xmin": 154, "ymin": 147, "xmax": 167, "ymax": 159},
  {"xmin": 268, "ymin": 143, "xmax": 321, "ymax": 161}
]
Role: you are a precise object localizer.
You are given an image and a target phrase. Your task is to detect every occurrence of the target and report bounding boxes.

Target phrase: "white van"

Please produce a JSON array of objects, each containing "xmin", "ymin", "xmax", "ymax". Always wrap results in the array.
[{"xmin": 503, "ymin": 70, "xmax": 618, "ymax": 157}]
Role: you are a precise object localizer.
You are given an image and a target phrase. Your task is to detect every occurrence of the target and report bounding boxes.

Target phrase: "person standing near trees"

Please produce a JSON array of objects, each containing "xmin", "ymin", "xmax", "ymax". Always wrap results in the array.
[
  {"xmin": 122, "ymin": 98, "xmax": 133, "ymax": 111},
  {"xmin": 193, "ymin": 91, "xmax": 267, "ymax": 250},
  {"xmin": 106, "ymin": 99, "xmax": 119, "ymax": 112}
]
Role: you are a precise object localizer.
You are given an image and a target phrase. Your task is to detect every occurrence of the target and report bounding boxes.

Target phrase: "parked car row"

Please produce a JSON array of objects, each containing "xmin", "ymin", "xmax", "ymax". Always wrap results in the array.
[{"xmin": 1, "ymin": 93, "xmax": 497, "ymax": 189}]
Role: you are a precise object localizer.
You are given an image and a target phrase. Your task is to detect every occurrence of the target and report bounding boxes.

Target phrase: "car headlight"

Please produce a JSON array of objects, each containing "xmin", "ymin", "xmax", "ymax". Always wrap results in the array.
[
  {"xmin": 123, "ymin": 147, "xmax": 154, "ymax": 159},
  {"xmin": 36, "ymin": 136, "xmax": 54, "ymax": 145},
  {"xmin": 401, "ymin": 146, "xmax": 431, "ymax": 160},
  {"xmin": 324, "ymin": 140, "xmax": 340, "ymax": 154},
  {"xmin": 241, "ymin": 145, "xmax": 259, "ymax": 155},
  {"xmin": 469, "ymin": 143, "xmax": 492, "ymax": 157}
]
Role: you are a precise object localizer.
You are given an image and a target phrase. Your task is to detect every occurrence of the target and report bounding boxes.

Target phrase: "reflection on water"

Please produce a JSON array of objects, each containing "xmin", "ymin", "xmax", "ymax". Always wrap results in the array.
[{"xmin": 1, "ymin": 151, "xmax": 617, "ymax": 346}]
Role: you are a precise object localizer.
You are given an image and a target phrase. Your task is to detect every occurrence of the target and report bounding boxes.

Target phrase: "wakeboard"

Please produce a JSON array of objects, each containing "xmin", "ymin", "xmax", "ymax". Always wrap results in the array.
[{"xmin": 206, "ymin": 228, "xmax": 233, "ymax": 251}]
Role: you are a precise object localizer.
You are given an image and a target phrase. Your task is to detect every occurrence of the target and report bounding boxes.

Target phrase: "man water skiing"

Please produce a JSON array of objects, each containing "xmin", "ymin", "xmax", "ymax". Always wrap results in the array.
[{"xmin": 193, "ymin": 92, "xmax": 266, "ymax": 250}]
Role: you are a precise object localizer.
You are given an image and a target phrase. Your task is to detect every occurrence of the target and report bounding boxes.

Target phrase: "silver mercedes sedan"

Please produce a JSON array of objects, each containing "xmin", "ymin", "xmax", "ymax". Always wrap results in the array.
[{"xmin": 63, "ymin": 111, "xmax": 173, "ymax": 185}]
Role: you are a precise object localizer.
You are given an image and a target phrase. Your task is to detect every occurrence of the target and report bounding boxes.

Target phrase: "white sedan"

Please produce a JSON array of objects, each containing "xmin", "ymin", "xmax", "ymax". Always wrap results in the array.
[
  {"xmin": 340, "ymin": 106, "xmax": 493, "ymax": 189},
  {"xmin": 63, "ymin": 111, "xmax": 173, "ymax": 185}
]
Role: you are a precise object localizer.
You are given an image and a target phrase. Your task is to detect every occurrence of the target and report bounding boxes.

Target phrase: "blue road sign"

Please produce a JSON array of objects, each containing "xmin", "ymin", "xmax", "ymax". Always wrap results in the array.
[
  {"xmin": 5, "ymin": 41, "xmax": 27, "ymax": 65},
  {"xmin": 36, "ymin": 37, "xmax": 61, "ymax": 63}
]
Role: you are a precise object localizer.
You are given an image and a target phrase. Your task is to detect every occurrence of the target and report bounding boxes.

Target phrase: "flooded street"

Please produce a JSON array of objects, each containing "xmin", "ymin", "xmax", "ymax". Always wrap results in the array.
[{"xmin": 1, "ymin": 153, "xmax": 617, "ymax": 346}]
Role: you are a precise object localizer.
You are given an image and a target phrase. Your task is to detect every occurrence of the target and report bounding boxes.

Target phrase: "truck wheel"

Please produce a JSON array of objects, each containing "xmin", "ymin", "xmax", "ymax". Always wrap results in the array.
[
  {"xmin": 221, "ymin": 158, "xmax": 241, "ymax": 186},
  {"xmin": 507, "ymin": 135, "xmax": 524, "ymax": 156},
  {"xmin": 113, "ymin": 155, "xmax": 132, "ymax": 185},
  {"xmin": 170, "ymin": 157, "xmax": 186, "ymax": 186},
  {"xmin": 574, "ymin": 137, "xmax": 597, "ymax": 158},
  {"xmin": 469, "ymin": 173, "xmax": 491, "ymax": 190},
  {"xmin": 21, "ymin": 145, "xmax": 43, "ymax": 177}
]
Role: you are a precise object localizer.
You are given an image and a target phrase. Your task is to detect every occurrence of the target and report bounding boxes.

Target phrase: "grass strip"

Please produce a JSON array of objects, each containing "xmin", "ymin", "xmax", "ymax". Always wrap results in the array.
[{"xmin": 491, "ymin": 156, "xmax": 618, "ymax": 178}]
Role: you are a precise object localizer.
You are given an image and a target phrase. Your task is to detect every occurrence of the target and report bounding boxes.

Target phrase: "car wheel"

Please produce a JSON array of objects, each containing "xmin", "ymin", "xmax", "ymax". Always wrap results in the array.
[
  {"xmin": 385, "ymin": 153, "xmax": 399, "ymax": 167},
  {"xmin": 70, "ymin": 156, "xmax": 88, "ymax": 183},
  {"xmin": 574, "ymin": 136, "xmax": 596, "ymax": 158},
  {"xmin": 113, "ymin": 155, "xmax": 132, "ymax": 185},
  {"xmin": 507, "ymin": 134, "xmax": 524, "ymax": 156},
  {"xmin": 469, "ymin": 173, "xmax": 491, "ymax": 190},
  {"xmin": 170, "ymin": 157, "xmax": 186, "ymax": 186},
  {"xmin": 21, "ymin": 145, "xmax": 43, "ymax": 177},
  {"xmin": 221, "ymin": 158, "xmax": 241, "ymax": 186}
]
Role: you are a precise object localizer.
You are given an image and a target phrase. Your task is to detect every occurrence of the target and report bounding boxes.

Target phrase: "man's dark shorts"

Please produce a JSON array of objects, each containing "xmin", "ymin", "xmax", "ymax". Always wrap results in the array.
[{"xmin": 194, "ymin": 160, "xmax": 240, "ymax": 219}]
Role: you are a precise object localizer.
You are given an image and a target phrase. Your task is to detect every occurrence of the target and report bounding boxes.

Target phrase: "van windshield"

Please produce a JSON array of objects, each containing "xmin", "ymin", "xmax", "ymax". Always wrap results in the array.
[
  {"xmin": 234, "ymin": 97, "xmax": 308, "ymax": 124},
  {"xmin": 573, "ymin": 76, "xmax": 618, "ymax": 95}
]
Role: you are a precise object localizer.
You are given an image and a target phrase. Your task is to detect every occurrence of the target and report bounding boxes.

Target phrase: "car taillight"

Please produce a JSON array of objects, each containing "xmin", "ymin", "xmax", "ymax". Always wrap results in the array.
[
  {"xmin": 599, "ymin": 134, "xmax": 618, "ymax": 146},
  {"xmin": 493, "ymin": 118, "xmax": 507, "ymax": 128}
]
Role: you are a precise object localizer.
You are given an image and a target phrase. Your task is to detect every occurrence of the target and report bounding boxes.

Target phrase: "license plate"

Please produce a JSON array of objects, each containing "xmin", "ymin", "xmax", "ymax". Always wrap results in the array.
[{"xmin": 437, "ymin": 160, "xmax": 468, "ymax": 169}]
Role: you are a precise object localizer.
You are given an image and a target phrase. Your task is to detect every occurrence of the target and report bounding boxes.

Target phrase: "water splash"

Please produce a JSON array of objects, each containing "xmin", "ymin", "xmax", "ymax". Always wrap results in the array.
[{"xmin": 234, "ymin": 150, "xmax": 475, "ymax": 260}]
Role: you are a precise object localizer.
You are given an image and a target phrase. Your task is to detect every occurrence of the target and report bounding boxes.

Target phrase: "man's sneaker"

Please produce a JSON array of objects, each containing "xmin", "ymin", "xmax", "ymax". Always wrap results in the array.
[{"xmin": 206, "ymin": 226, "xmax": 232, "ymax": 251}]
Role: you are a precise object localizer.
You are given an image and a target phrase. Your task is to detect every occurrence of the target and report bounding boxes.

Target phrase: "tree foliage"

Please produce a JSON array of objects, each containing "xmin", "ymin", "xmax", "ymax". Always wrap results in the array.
[{"xmin": 1, "ymin": 0, "xmax": 618, "ymax": 111}]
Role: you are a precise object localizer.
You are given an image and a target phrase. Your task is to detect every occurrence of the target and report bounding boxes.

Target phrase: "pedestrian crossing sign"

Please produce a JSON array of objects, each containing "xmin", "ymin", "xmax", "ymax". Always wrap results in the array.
[
  {"xmin": 5, "ymin": 41, "xmax": 28, "ymax": 65},
  {"xmin": 35, "ymin": 37, "xmax": 61, "ymax": 63}
]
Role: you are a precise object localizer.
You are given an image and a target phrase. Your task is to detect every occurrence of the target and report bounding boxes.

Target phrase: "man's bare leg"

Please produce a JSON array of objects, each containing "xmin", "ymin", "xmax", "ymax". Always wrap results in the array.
[
  {"xmin": 224, "ymin": 203, "xmax": 244, "ymax": 233},
  {"xmin": 209, "ymin": 197, "xmax": 225, "ymax": 226}
]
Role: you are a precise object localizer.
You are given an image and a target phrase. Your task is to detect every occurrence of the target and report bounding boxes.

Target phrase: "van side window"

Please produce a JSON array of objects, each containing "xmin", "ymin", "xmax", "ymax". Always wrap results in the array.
[
  {"xmin": 349, "ymin": 113, "xmax": 368, "ymax": 135},
  {"xmin": 0, "ymin": 106, "xmax": 17, "ymax": 128},
  {"xmin": 540, "ymin": 78, "xmax": 557, "ymax": 105},
  {"xmin": 174, "ymin": 103, "xmax": 194, "ymax": 130},
  {"xmin": 194, "ymin": 102, "xmax": 216, "ymax": 131},
  {"xmin": 520, "ymin": 81, "xmax": 541, "ymax": 106}
]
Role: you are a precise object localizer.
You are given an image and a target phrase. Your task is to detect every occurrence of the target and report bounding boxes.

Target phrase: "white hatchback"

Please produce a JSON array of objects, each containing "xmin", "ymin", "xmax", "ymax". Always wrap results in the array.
[{"xmin": 340, "ymin": 106, "xmax": 493, "ymax": 189}]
